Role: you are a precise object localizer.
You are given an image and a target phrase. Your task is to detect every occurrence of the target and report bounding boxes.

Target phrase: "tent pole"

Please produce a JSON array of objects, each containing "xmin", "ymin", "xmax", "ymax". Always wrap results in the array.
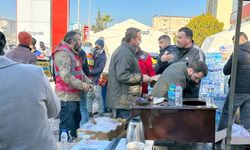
[{"xmin": 225, "ymin": 0, "xmax": 243, "ymax": 149}]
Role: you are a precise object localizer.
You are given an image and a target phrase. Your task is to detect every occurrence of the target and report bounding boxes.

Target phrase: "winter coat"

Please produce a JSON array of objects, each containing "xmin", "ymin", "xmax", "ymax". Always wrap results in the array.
[
  {"xmin": 79, "ymin": 49, "xmax": 90, "ymax": 77},
  {"xmin": 90, "ymin": 50, "xmax": 107, "ymax": 85},
  {"xmin": 223, "ymin": 41, "xmax": 250, "ymax": 93},
  {"xmin": 5, "ymin": 44, "xmax": 37, "ymax": 64},
  {"xmin": 136, "ymin": 49, "xmax": 156, "ymax": 95},
  {"xmin": 107, "ymin": 42, "xmax": 142, "ymax": 109},
  {"xmin": 0, "ymin": 56, "xmax": 60, "ymax": 150},
  {"xmin": 154, "ymin": 44, "xmax": 205, "ymax": 98},
  {"xmin": 152, "ymin": 62, "xmax": 189, "ymax": 98}
]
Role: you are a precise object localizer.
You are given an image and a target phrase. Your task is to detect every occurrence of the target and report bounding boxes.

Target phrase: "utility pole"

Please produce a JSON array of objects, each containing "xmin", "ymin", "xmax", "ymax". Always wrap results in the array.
[
  {"xmin": 225, "ymin": 0, "xmax": 243, "ymax": 149},
  {"xmin": 88, "ymin": 0, "xmax": 91, "ymax": 33},
  {"xmin": 77, "ymin": 0, "xmax": 80, "ymax": 26}
]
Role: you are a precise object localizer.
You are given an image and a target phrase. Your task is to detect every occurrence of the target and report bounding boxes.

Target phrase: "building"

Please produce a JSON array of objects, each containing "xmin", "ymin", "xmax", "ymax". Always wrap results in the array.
[
  {"xmin": 230, "ymin": 0, "xmax": 250, "ymax": 27},
  {"xmin": 152, "ymin": 15, "xmax": 192, "ymax": 37},
  {"xmin": 0, "ymin": 17, "xmax": 16, "ymax": 45},
  {"xmin": 206, "ymin": 0, "xmax": 233, "ymax": 29}
]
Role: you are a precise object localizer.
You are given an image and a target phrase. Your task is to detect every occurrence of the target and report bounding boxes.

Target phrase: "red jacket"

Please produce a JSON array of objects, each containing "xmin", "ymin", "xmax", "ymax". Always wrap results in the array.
[{"xmin": 136, "ymin": 50, "xmax": 156, "ymax": 95}]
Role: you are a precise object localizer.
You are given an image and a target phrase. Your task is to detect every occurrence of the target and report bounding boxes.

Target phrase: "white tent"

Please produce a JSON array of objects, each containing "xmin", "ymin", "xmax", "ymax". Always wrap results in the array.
[
  {"xmin": 89, "ymin": 19, "xmax": 172, "ymax": 73},
  {"xmin": 201, "ymin": 21, "xmax": 250, "ymax": 53}
]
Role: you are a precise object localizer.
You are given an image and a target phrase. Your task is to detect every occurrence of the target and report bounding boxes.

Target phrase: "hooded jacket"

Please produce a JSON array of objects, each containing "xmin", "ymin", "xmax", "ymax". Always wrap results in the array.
[{"xmin": 223, "ymin": 41, "xmax": 250, "ymax": 93}]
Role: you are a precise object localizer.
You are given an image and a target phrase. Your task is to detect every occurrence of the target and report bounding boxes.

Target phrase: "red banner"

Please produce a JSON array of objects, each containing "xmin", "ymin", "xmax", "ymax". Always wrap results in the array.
[
  {"xmin": 83, "ymin": 25, "xmax": 89, "ymax": 41},
  {"xmin": 52, "ymin": 0, "xmax": 69, "ymax": 52}
]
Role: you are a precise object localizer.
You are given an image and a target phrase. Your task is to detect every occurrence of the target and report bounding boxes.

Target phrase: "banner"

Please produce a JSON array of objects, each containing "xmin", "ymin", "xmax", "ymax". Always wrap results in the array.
[{"xmin": 17, "ymin": 0, "xmax": 51, "ymax": 47}]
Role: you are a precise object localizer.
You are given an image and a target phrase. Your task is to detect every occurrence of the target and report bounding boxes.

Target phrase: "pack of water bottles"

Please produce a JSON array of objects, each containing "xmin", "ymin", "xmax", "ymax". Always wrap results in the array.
[
  {"xmin": 199, "ymin": 52, "xmax": 229, "ymax": 128},
  {"xmin": 200, "ymin": 53, "xmax": 227, "ymax": 100}
]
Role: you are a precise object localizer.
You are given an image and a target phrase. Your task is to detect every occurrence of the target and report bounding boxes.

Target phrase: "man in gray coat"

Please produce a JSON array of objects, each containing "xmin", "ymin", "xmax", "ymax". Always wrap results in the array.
[
  {"xmin": 107, "ymin": 27, "xmax": 151, "ymax": 119},
  {"xmin": 0, "ymin": 56, "xmax": 60, "ymax": 150},
  {"xmin": 6, "ymin": 31, "xmax": 37, "ymax": 64}
]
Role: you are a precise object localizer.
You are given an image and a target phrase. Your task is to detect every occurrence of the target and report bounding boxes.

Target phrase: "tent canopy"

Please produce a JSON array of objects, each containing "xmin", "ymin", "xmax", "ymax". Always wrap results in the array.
[
  {"xmin": 89, "ymin": 19, "xmax": 172, "ymax": 55},
  {"xmin": 89, "ymin": 19, "xmax": 172, "ymax": 73},
  {"xmin": 201, "ymin": 21, "xmax": 250, "ymax": 53}
]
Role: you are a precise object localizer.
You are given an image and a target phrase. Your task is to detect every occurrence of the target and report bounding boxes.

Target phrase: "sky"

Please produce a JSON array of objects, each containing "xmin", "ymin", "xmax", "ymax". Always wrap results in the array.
[{"xmin": 0, "ymin": 0, "xmax": 206, "ymax": 26}]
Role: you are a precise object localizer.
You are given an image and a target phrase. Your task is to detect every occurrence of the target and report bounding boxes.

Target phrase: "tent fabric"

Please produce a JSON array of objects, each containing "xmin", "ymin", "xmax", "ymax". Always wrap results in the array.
[
  {"xmin": 201, "ymin": 21, "xmax": 250, "ymax": 53},
  {"xmin": 89, "ymin": 19, "xmax": 172, "ymax": 73}
]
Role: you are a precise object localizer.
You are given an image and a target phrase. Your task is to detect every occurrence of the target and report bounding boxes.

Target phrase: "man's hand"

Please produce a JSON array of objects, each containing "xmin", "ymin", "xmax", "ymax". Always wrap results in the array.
[
  {"xmin": 161, "ymin": 51, "xmax": 174, "ymax": 62},
  {"xmin": 143, "ymin": 74, "xmax": 152, "ymax": 83},
  {"xmin": 88, "ymin": 84, "xmax": 94, "ymax": 92},
  {"xmin": 82, "ymin": 83, "xmax": 94, "ymax": 92}
]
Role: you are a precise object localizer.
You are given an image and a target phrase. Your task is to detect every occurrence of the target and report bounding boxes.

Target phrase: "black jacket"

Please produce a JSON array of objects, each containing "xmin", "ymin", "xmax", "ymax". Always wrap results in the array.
[
  {"xmin": 154, "ymin": 44, "xmax": 205, "ymax": 98},
  {"xmin": 78, "ymin": 49, "xmax": 90, "ymax": 77},
  {"xmin": 154, "ymin": 45, "xmax": 178, "ymax": 74},
  {"xmin": 154, "ymin": 44, "xmax": 205, "ymax": 74},
  {"xmin": 223, "ymin": 41, "xmax": 250, "ymax": 93}
]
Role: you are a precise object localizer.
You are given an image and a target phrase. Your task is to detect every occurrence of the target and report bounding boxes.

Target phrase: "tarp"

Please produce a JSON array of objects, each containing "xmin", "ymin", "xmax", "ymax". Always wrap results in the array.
[
  {"xmin": 89, "ymin": 19, "xmax": 172, "ymax": 73},
  {"xmin": 201, "ymin": 21, "xmax": 250, "ymax": 53}
]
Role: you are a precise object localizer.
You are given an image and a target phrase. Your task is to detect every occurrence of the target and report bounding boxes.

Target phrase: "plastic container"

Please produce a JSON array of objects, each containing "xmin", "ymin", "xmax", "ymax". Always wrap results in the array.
[
  {"xmin": 60, "ymin": 129, "xmax": 68, "ymax": 150},
  {"xmin": 175, "ymin": 84, "xmax": 183, "ymax": 107}
]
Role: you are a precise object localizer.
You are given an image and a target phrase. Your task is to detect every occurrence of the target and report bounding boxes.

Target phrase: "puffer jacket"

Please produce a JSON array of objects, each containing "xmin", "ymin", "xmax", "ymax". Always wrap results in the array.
[
  {"xmin": 223, "ymin": 41, "xmax": 250, "ymax": 93},
  {"xmin": 107, "ymin": 41, "xmax": 142, "ymax": 109}
]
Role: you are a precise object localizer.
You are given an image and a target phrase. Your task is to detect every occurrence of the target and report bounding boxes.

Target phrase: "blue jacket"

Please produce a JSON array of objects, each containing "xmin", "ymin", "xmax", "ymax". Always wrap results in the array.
[
  {"xmin": 90, "ymin": 51, "xmax": 107, "ymax": 85},
  {"xmin": 223, "ymin": 41, "xmax": 250, "ymax": 93}
]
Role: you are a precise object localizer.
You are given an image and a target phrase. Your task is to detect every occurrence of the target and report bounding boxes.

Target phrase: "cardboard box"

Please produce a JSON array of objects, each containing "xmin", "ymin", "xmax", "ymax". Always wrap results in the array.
[{"xmin": 77, "ymin": 118, "xmax": 126, "ymax": 140}]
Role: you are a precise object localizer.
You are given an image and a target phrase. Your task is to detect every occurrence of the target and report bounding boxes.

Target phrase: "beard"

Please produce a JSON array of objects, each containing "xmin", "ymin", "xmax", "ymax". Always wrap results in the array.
[{"xmin": 74, "ymin": 43, "xmax": 82, "ymax": 52}]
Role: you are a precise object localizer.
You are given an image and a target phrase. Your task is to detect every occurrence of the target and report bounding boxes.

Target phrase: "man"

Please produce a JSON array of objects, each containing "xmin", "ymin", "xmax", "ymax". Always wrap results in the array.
[
  {"xmin": 218, "ymin": 32, "xmax": 250, "ymax": 132},
  {"xmin": 0, "ymin": 56, "xmax": 60, "ymax": 150},
  {"xmin": 0, "ymin": 31, "xmax": 6, "ymax": 56},
  {"xmin": 78, "ymin": 47, "xmax": 91, "ymax": 125},
  {"xmin": 155, "ymin": 27, "xmax": 205, "ymax": 98},
  {"xmin": 154, "ymin": 34, "xmax": 176, "ymax": 74},
  {"xmin": 87, "ymin": 39, "xmax": 107, "ymax": 115},
  {"xmin": 6, "ymin": 31, "xmax": 37, "ymax": 64},
  {"xmin": 40, "ymin": 41, "xmax": 50, "ymax": 57},
  {"xmin": 53, "ymin": 31, "xmax": 93, "ymax": 139},
  {"xmin": 107, "ymin": 27, "xmax": 151, "ymax": 119},
  {"xmin": 90, "ymin": 39, "xmax": 107, "ymax": 85},
  {"xmin": 30, "ymin": 38, "xmax": 42, "ymax": 56},
  {"xmin": 136, "ymin": 46, "xmax": 156, "ymax": 95},
  {"xmin": 151, "ymin": 61, "xmax": 208, "ymax": 98}
]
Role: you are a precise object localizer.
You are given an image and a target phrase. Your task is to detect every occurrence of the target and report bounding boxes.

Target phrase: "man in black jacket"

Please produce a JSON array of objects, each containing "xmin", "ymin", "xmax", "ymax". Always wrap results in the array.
[
  {"xmin": 218, "ymin": 32, "xmax": 250, "ymax": 132},
  {"xmin": 154, "ymin": 27, "xmax": 205, "ymax": 98},
  {"xmin": 154, "ymin": 34, "xmax": 175, "ymax": 74}
]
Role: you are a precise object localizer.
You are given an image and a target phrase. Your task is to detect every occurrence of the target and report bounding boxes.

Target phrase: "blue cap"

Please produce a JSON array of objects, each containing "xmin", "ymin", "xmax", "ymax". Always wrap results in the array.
[{"xmin": 95, "ymin": 39, "xmax": 104, "ymax": 49}]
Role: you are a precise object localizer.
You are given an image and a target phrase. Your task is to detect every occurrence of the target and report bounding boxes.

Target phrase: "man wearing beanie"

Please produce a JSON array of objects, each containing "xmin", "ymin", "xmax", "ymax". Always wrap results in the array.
[
  {"xmin": 91, "ymin": 39, "xmax": 106, "ymax": 85},
  {"xmin": 87, "ymin": 38, "xmax": 107, "ymax": 114},
  {"xmin": 6, "ymin": 31, "xmax": 37, "ymax": 64}
]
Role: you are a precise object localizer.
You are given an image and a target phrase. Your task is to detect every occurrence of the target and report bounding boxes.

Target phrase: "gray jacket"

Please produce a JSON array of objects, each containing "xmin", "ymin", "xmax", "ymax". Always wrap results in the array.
[
  {"xmin": 154, "ymin": 44, "xmax": 205, "ymax": 98},
  {"xmin": 5, "ymin": 44, "xmax": 37, "ymax": 64},
  {"xmin": 152, "ymin": 62, "xmax": 189, "ymax": 98},
  {"xmin": 107, "ymin": 42, "xmax": 142, "ymax": 109},
  {"xmin": 0, "ymin": 56, "xmax": 60, "ymax": 150}
]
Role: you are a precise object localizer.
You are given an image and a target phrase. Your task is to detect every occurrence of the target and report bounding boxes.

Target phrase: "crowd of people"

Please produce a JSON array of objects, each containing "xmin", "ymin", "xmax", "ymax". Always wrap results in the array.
[{"xmin": 0, "ymin": 25, "xmax": 249, "ymax": 149}]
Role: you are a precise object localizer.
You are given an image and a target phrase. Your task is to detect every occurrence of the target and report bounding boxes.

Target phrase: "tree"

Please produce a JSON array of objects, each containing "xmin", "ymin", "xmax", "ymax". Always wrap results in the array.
[
  {"xmin": 92, "ymin": 9, "xmax": 113, "ymax": 33},
  {"xmin": 186, "ymin": 13, "xmax": 224, "ymax": 47}
]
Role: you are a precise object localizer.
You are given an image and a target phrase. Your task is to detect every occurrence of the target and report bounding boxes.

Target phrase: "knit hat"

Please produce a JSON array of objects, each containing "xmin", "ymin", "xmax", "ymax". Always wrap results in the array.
[
  {"xmin": 18, "ymin": 31, "xmax": 32, "ymax": 46},
  {"xmin": 95, "ymin": 39, "xmax": 104, "ymax": 49}
]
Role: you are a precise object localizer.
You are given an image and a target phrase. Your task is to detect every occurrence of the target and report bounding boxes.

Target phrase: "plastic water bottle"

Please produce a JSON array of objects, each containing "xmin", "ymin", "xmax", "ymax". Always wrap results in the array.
[
  {"xmin": 175, "ymin": 84, "xmax": 183, "ymax": 107},
  {"xmin": 92, "ymin": 99, "xmax": 99, "ymax": 115},
  {"xmin": 168, "ymin": 84, "xmax": 176, "ymax": 105},
  {"xmin": 61, "ymin": 129, "xmax": 68, "ymax": 150}
]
